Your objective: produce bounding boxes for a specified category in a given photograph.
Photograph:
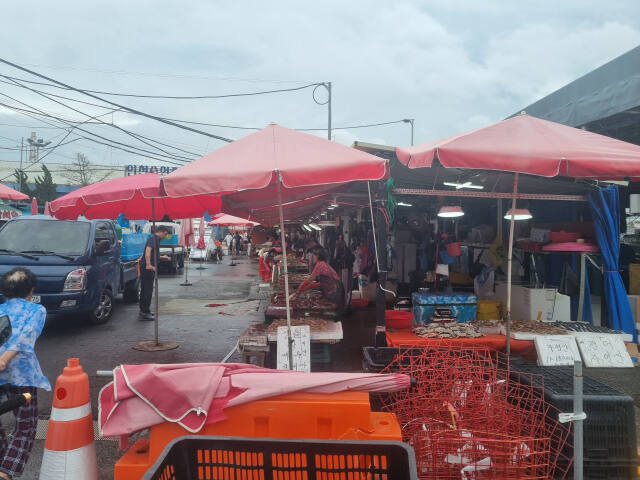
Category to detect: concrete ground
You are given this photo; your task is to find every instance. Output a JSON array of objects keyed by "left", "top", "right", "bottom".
[{"left": 14, "top": 254, "right": 640, "bottom": 478}]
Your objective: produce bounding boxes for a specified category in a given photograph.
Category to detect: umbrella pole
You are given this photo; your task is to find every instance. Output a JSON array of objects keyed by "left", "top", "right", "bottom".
[
  {"left": 276, "top": 174, "right": 294, "bottom": 370},
  {"left": 180, "top": 246, "right": 192, "bottom": 286},
  {"left": 506, "top": 173, "right": 519, "bottom": 356},
  {"left": 134, "top": 198, "right": 178, "bottom": 352}
]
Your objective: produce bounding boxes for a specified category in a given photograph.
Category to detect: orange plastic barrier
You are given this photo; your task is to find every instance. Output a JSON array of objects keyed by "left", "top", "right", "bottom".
[
  {"left": 115, "top": 391, "right": 401, "bottom": 480},
  {"left": 385, "top": 329, "right": 538, "bottom": 361}
]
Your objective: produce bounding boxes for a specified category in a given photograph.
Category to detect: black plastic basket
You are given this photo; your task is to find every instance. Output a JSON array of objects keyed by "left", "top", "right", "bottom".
[
  {"left": 143, "top": 436, "right": 418, "bottom": 480},
  {"left": 510, "top": 364, "right": 638, "bottom": 473},
  {"left": 362, "top": 347, "right": 403, "bottom": 372}
]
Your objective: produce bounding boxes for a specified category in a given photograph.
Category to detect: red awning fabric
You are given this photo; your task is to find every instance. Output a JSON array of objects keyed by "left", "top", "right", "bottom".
[
  {"left": 396, "top": 114, "right": 640, "bottom": 179},
  {"left": 162, "top": 124, "right": 388, "bottom": 223},
  {"left": 0, "top": 183, "right": 28, "bottom": 201},
  {"left": 50, "top": 173, "right": 221, "bottom": 220},
  {"left": 209, "top": 215, "right": 259, "bottom": 227}
]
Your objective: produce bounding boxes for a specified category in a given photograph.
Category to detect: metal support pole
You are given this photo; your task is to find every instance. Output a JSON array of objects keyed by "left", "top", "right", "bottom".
[
  {"left": 577, "top": 253, "right": 586, "bottom": 322},
  {"left": 276, "top": 173, "right": 294, "bottom": 369},
  {"left": 133, "top": 198, "right": 178, "bottom": 352},
  {"left": 327, "top": 82, "right": 332, "bottom": 140},
  {"left": 573, "top": 360, "right": 584, "bottom": 480},
  {"left": 506, "top": 173, "right": 519, "bottom": 356},
  {"left": 368, "top": 182, "right": 388, "bottom": 347},
  {"left": 18, "top": 137, "right": 23, "bottom": 193},
  {"left": 152, "top": 199, "right": 159, "bottom": 345}
]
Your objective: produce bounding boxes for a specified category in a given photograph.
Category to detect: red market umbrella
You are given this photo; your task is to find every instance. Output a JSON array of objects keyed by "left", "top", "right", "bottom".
[
  {"left": 30, "top": 197, "right": 38, "bottom": 215},
  {"left": 209, "top": 214, "right": 259, "bottom": 227},
  {"left": 396, "top": 113, "right": 640, "bottom": 179},
  {"left": 163, "top": 124, "right": 388, "bottom": 367},
  {"left": 0, "top": 183, "right": 28, "bottom": 201},
  {"left": 396, "top": 113, "right": 640, "bottom": 353},
  {"left": 50, "top": 174, "right": 221, "bottom": 352},
  {"left": 43, "top": 201, "right": 51, "bottom": 216},
  {"left": 49, "top": 173, "right": 221, "bottom": 221}
]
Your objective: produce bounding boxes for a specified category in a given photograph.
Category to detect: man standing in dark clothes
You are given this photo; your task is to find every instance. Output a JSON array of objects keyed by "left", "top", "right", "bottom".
[{"left": 139, "top": 225, "right": 170, "bottom": 321}]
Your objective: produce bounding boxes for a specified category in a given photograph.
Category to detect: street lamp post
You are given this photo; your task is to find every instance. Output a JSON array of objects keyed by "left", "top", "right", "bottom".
[
  {"left": 402, "top": 118, "right": 415, "bottom": 146},
  {"left": 27, "top": 133, "right": 51, "bottom": 163}
]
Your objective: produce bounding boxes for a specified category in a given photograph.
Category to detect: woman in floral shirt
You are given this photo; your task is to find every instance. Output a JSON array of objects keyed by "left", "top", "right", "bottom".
[{"left": 0, "top": 267, "right": 50, "bottom": 479}]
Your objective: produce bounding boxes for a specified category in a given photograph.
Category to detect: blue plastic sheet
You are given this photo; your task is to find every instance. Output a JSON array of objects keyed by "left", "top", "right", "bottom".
[{"left": 588, "top": 186, "right": 636, "bottom": 341}]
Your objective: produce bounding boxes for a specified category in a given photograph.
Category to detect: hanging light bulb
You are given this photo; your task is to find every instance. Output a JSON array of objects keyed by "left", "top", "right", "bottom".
[
  {"left": 504, "top": 208, "right": 532, "bottom": 221},
  {"left": 437, "top": 206, "right": 465, "bottom": 218}
]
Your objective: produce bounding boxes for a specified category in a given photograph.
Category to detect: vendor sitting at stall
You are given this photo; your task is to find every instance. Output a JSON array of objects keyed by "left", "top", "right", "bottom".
[
  {"left": 258, "top": 248, "right": 277, "bottom": 281},
  {"left": 298, "top": 248, "right": 344, "bottom": 312}
]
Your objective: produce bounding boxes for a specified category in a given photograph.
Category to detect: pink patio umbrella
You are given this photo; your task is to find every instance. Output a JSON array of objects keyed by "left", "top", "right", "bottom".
[
  {"left": 396, "top": 113, "right": 640, "bottom": 352},
  {"left": 163, "top": 124, "right": 388, "bottom": 367},
  {"left": 209, "top": 214, "right": 259, "bottom": 228},
  {"left": 99, "top": 362, "right": 410, "bottom": 436},
  {"left": 195, "top": 217, "right": 207, "bottom": 269},
  {"left": 0, "top": 183, "right": 29, "bottom": 201},
  {"left": 30, "top": 197, "right": 38, "bottom": 215},
  {"left": 43, "top": 201, "right": 50, "bottom": 216}
]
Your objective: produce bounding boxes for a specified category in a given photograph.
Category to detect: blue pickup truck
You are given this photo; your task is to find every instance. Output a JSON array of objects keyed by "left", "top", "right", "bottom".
[{"left": 0, "top": 216, "right": 140, "bottom": 324}]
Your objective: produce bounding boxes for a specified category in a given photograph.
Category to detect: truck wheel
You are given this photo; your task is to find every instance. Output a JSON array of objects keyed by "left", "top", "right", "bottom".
[
  {"left": 123, "top": 278, "right": 140, "bottom": 303},
  {"left": 88, "top": 288, "right": 114, "bottom": 324}
]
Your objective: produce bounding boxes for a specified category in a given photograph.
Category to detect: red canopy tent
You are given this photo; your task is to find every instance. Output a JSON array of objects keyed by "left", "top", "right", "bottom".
[
  {"left": 395, "top": 113, "right": 640, "bottom": 351},
  {"left": 163, "top": 124, "right": 388, "bottom": 367},
  {"left": 0, "top": 183, "right": 28, "bottom": 201}
]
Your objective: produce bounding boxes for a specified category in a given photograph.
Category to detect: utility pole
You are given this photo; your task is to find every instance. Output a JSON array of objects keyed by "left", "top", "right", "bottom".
[
  {"left": 27, "top": 132, "right": 51, "bottom": 164},
  {"left": 18, "top": 137, "right": 24, "bottom": 192},
  {"left": 403, "top": 118, "right": 415, "bottom": 146},
  {"left": 327, "top": 81, "right": 332, "bottom": 140}
]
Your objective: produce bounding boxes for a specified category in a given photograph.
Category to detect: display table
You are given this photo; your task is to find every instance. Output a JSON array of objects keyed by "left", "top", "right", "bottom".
[{"left": 385, "top": 329, "right": 537, "bottom": 361}]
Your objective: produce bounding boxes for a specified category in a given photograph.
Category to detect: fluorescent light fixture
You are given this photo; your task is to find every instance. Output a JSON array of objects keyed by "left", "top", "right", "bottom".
[
  {"left": 437, "top": 206, "right": 465, "bottom": 218},
  {"left": 309, "top": 223, "right": 322, "bottom": 231},
  {"left": 330, "top": 203, "right": 339, "bottom": 208},
  {"left": 443, "top": 181, "right": 484, "bottom": 190},
  {"left": 302, "top": 224, "right": 312, "bottom": 231},
  {"left": 327, "top": 205, "right": 336, "bottom": 210},
  {"left": 397, "top": 202, "right": 413, "bottom": 207},
  {"left": 504, "top": 208, "right": 532, "bottom": 221}
]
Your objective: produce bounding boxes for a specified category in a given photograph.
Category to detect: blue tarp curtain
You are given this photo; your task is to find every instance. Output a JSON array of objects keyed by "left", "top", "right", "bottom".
[{"left": 588, "top": 186, "right": 636, "bottom": 341}]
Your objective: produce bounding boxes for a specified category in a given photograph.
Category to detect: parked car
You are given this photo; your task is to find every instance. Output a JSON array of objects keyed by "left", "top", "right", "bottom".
[{"left": 0, "top": 216, "right": 140, "bottom": 324}]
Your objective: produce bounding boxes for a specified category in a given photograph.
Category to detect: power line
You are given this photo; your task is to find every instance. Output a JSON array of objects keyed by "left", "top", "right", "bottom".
[
  {"left": 0, "top": 58, "right": 234, "bottom": 143},
  {"left": 2, "top": 75, "right": 321, "bottom": 99},
  {"left": 17, "top": 62, "right": 312, "bottom": 84},
  {"left": 0, "top": 100, "right": 189, "bottom": 166},
  {"left": 1, "top": 76, "right": 198, "bottom": 162}
]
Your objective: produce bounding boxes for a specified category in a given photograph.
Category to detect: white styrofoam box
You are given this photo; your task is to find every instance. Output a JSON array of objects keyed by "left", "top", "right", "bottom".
[
  {"left": 495, "top": 284, "right": 570, "bottom": 322},
  {"left": 630, "top": 194, "right": 640, "bottom": 214}
]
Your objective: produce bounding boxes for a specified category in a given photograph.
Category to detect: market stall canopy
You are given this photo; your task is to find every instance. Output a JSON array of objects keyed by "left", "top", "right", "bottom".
[
  {"left": 209, "top": 214, "right": 259, "bottom": 227},
  {"left": 396, "top": 113, "right": 640, "bottom": 180},
  {"left": 50, "top": 173, "right": 221, "bottom": 220},
  {"left": 0, "top": 183, "right": 28, "bottom": 201},
  {"left": 162, "top": 123, "right": 388, "bottom": 223}
]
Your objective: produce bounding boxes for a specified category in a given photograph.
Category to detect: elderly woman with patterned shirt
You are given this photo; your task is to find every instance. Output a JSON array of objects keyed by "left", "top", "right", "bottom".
[{"left": 0, "top": 267, "right": 50, "bottom": 479}]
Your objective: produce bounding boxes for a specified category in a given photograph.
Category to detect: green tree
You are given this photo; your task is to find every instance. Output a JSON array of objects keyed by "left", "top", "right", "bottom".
[
  {"left": 12, "top": 169, "right": 31, "bottom": 195},
  {"left": 34, "top": 165, "right": 57, "bottom": 203}
]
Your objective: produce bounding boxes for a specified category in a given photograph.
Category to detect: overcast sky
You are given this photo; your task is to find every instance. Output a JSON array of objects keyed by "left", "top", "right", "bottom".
[{"left": 1, "top": 0, "right": 640, "bottom": 170}]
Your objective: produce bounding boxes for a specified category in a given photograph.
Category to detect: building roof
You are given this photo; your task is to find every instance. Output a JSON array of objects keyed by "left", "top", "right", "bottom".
[{"left": 515, "top": 45, "right": 640, "bottom": 145}]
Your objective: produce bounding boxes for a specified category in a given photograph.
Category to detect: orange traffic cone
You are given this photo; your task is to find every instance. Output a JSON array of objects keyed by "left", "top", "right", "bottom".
[{"left": 39, "top": 358, "right": 99, "bottom": 480}]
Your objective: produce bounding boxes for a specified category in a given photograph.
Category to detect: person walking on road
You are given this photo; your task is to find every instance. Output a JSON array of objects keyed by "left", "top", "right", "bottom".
[
  {"left": 0, "top": 267, "right": 50, "bottom": 479},
  {"left": 139, "top": 225, "right": 170, "bottom": 321}
]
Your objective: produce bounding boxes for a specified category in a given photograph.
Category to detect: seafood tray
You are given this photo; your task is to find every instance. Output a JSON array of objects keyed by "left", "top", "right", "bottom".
[{"left": 412, "top": 322, "right": 482, "bottom": 339}]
